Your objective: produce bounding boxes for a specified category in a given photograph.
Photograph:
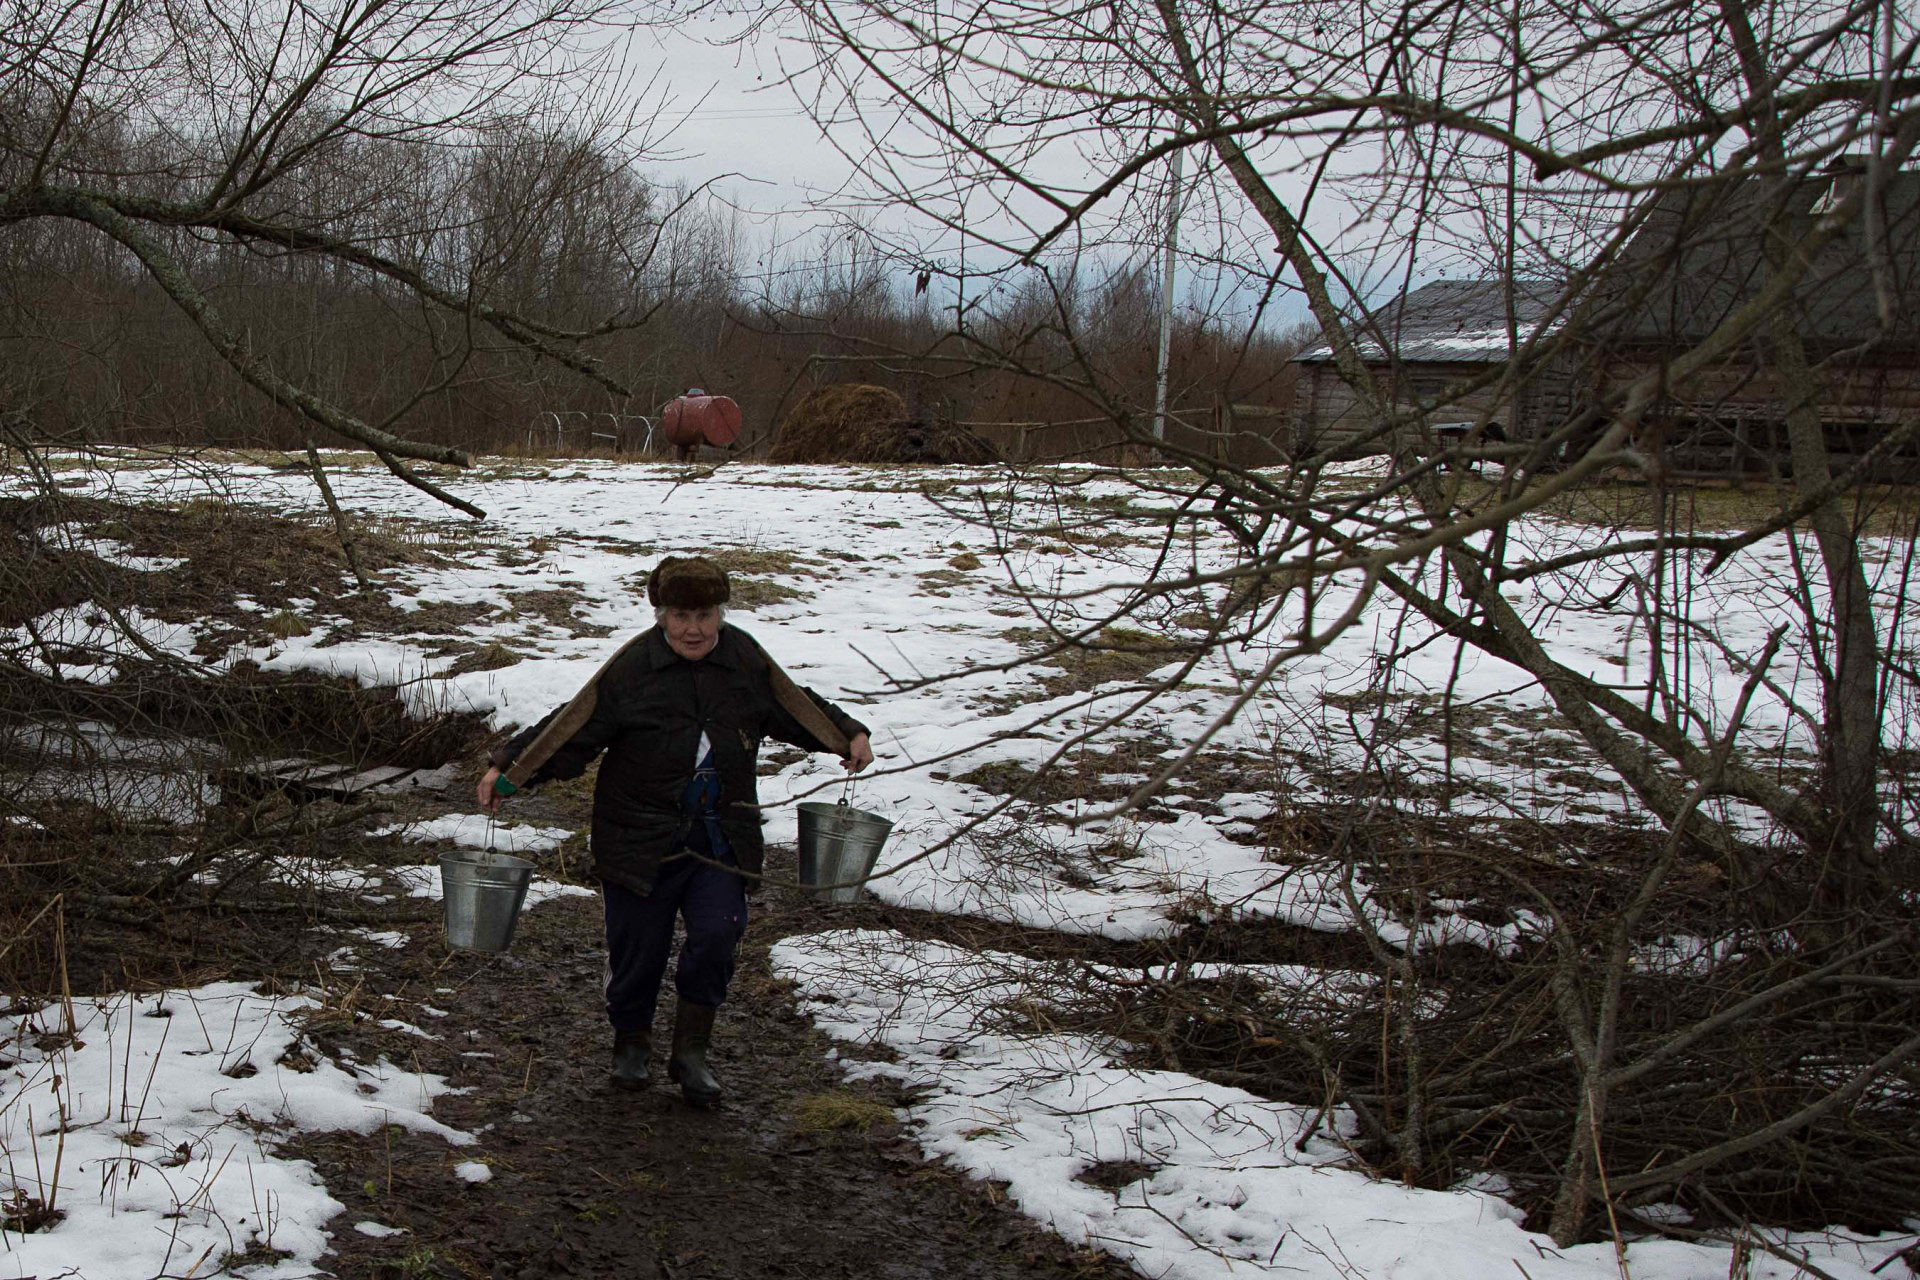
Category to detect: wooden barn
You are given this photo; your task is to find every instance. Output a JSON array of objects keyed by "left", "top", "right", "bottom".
[
  {"left": 1585, "top": 158, "right": 1920, "bottom": 473},
  {"left": 1287, "top": 278, "right": 1575, "bottom": 460},
  {"left": 1289, "top": 159, "right": 1920, "bottom": 473}
]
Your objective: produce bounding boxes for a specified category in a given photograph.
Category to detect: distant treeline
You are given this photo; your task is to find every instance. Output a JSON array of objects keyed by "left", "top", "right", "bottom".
[{"left": 0, "top": 124, "right": 1304, "bottom": 465}]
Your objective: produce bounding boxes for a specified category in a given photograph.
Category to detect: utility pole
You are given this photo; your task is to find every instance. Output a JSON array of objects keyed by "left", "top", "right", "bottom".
[
  {"left": 1152, "top": 147, "right": 1184, "bottom": 441},
  {"left": 956, "top": 208, "right": 967, "bottom": 337}
]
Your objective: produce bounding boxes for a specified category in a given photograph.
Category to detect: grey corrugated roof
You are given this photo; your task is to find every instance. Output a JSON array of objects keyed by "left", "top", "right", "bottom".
[
  {"left": 1296, "top": 164, "right": 1920, "bottom": 365},
  {"left": 1607, "top": 164, "right": 1920, "bottom": 347},
  {"left": 1293, "top": 278, "right": 1567, "bottom": 363}
]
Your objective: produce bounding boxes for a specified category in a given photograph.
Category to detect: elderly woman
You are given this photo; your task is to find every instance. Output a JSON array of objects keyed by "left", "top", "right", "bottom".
[{"left": 477, "top": 557, "right": 873, "bottom": 1105}]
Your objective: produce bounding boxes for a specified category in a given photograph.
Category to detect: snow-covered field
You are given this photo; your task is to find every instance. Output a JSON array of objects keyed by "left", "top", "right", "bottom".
[{"left": 3, "top": 453, "right": 1915, "bottom": 1279}]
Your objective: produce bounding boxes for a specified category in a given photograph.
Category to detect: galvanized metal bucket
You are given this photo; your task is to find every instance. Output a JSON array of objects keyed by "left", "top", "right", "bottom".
[
  {"left": 796, "top": 800, "right": 893, "bottom": 904},
  {"left": 440, "top": 850, "right": 535, "bottom": 951}
]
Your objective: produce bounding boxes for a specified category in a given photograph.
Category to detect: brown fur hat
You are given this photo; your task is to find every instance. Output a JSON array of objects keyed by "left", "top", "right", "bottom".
[{"left": 647, "top": 557, "right": 730, "bottom": 609}]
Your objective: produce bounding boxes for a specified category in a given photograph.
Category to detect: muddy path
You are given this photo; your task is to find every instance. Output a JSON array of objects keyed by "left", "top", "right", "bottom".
[{"left": 288, "top": 849, "right": 1140, "bottom": 1280}]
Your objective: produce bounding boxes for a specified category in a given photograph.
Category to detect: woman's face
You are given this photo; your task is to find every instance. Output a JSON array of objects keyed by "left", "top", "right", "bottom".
[{"left": 663, "top": 606, "right": 722, "bottom": 661}]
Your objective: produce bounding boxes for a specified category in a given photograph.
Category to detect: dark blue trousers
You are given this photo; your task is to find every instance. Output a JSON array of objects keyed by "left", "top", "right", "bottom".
[{"left": 603, "top": 848, "right": 747, "bottom": 1034}]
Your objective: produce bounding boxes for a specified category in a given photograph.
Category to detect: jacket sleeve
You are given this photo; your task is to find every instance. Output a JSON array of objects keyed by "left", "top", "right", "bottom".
[
  {"left": 765, "top": 682, "right": 870, "bottom": 755},
  {"left": 490, "top": 696, "right": 621, "bottom": 787}
]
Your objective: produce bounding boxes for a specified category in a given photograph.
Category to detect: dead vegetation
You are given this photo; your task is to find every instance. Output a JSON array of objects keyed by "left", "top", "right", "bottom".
[
  {"left": 1532, "top": 478, "right": 1920, "bottom": 537},
  {"left": 903, "top": 463, "right": 1920, "bottom": 1240},
  {"left": 768, "top": 384, "right": 997, "bottom": 465},
  {"left": 705, "top": 547, "right": 820, "bottom": 609},
  {"left": 1, "top": 486, "right": 493, "bottom": 999},
  {"left": 0, "top": 490, "right": 462, "bottom": 655},
  {"left": 1031, "top": 628, "right": 1187, "bottom": 698},
  {"left": 987, "top": 625, "right": 1190, "bottom": 699},
  {"left": 940, "top": 761, "right": 1920, "bottom": 1246},
  {"left": 790, "top": 1091, "right": 899, "bottom": 1134},
  {"left": 503, "top": 588, "right": 611, "bottom": 637},
  {"left": 607, "top": 548, "right": 823, "bottom": 612},
  {"left": 949, "top": 739, "right": 1180, "bottom": 812},
  {"left": 6, "top": 463, "right": 1917, "bottom": 1263},
  {"left": 443, "top": 641, "right": 526, "bottom": 674}
]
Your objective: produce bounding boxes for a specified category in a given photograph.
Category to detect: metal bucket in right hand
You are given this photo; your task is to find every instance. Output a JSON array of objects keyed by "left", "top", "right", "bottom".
[
  {"left": 796, "top": 801, "right": 893, "bottom": 904},
  {"left": 440, "top": 850, "right": 535, "bottom": 951}
]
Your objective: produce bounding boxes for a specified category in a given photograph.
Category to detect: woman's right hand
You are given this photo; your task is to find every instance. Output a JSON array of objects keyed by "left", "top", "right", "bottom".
[{"left": 477, "top": 766, "right": 504, "bottom": 813}]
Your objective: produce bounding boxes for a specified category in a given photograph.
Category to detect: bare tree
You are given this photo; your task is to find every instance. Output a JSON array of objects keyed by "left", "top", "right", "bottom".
[
  {"left": 761, "top": 0, "right": 1920, "bottom": 1244},
  {"left": 770, "top": 0, "right": 1920, "bottom": 881},
  {"left": 0, "top": 0, "right": 688, "bottom": 513}
]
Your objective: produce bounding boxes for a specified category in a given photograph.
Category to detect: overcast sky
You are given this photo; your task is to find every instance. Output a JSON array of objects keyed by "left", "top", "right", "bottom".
[
  {"left": 634, "top": 17, "right": 860, "bottom": 220},
  {"left": 613, "top": 14, "right": 1339, "bottom": 330}
]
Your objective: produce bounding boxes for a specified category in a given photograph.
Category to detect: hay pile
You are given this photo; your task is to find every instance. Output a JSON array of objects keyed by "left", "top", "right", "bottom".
[{"left": 767, "top": 384, "right": 996, "bottom": 464}]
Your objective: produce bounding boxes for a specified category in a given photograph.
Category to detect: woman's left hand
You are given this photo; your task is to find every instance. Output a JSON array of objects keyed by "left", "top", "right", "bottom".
[{"left": 844, "top": 733, "right": 874, "bottom": 773}]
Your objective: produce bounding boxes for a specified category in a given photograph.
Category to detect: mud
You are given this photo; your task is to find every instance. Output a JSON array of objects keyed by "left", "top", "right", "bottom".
[{"left": 290, "top": 854, "right": 1139, "bottom": 1280}]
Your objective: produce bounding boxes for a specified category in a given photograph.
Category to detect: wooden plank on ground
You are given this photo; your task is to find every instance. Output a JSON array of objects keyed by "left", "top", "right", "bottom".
[
  {"left": 302, "top": 765, "right": 414, "bottom": 801},
  {"left": 370, "top": 764, "right": 459, "bottom": 795},
  {"left": 210, "top": 757, "right": 361, "bottom": 804}
]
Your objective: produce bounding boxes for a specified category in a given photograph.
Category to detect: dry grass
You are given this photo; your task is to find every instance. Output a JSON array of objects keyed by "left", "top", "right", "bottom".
[
  {"left": 790, "top": 1091, "right": 898, "bottom": 1134},
  {"left": 1028, "top": 626, "right": 1188, "bottom": 697},
  {"left": 1525, "top": 478, "right": 1920, "bottom": 535},
  {"left": 1017, "top": 523, "right": 1144, "bottom": 551},
  {"left": 769, "top": 385, "right": 995, "bottom": 465},
  {"left": 769, "top": 385, "right": 909, "bottom": 464},
  {"left": 707, "top": 548, "right": 807, "bottom": 576},
  {"left": 443, "top": 642, "right": 523, "bottom": 674},
  {"left": 502, "top": 588, "right": 611, "bottom": 638},
  {"left": 0, "top": 492, "right": 464, "bottom": 653},
  {"left": 704, "top": 548, "right": 821, "bottom": 609},
  {"left": 915, "top": 568, "right": 976, "bottom": 596},
  {"left": 610, "top": 548, "right": 821, "bottom": 610},
  {"left": 300, "top": 976, "right": 372, "bottom": 1037},
  {"left": 948, "top": 737, "right": 1177, "bottom": 808},
  {"left": 263, "top": 609, "right": 311, "bottom": 639}
]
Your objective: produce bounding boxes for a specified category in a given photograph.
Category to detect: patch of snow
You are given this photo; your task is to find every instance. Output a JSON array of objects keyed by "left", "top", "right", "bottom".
[
  {"left": 1632, "top": 933, "right": 1742, "bottom": 975},
  {"left": 267, "top": 856, "right": 382, "bottom": 893},
  {"left": 0, "top": 983, "right": 470, "bottom": 1280},
  {"left": 773, "top": 929, "right": 1917, "bottom": 1280},
  {"left": 376, "top": 1019, "right": 440, "bottom": 1040},
  {"left": 374, "top": 813, "right": 572, "bottom": 854}
]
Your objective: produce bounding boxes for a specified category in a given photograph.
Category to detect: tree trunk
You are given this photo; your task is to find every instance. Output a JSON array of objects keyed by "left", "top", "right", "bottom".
[
  {"left": 1717, "top": 0, "right": 1886, "bottom": 904},
  {"left": 1773, "top": 306, "right": 1884, "bottom": 903}
]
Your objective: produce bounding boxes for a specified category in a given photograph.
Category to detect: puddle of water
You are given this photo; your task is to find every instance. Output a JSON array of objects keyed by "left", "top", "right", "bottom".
[
  {"left": 9, "top": 763, "right": 216, "bottom": 822},
  {"left": 3, "top": 721, "right": 221, "bottom": 822}
]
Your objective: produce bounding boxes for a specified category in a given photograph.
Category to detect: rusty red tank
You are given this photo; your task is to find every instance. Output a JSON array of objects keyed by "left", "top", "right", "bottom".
[{"left": 661, "top": 392, "right": 742, "bottom": 450}]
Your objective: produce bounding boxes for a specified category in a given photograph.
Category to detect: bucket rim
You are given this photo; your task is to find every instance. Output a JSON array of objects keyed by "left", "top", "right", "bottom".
[
  {"left": 438, "top": 849, "right": 535, "bottom": 871},
  {"left": 795, "top": 800, "right": 891, "bottom": 824}
]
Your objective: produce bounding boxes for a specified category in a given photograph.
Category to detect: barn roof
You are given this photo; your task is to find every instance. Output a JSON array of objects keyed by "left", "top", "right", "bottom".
[
  {"left": 1607, "top": 161, "right": 1920, "bottom": 348},
  {"left": 1295, "top": 162, "right": 1920, "bottom": 365},
  {"left": 1292, "top": 278, "right": 1567, "bottom": 364}
]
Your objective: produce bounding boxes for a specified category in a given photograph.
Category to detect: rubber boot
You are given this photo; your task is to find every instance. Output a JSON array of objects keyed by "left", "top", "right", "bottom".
[
  {"left": 666, "top": 1000, "right": 723, "bottom": 1106},
  {"left": 610, "top": 1029, "right": 651, "bottom": 1090}
]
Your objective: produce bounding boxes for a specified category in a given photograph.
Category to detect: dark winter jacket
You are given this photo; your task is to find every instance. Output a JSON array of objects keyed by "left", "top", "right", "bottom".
[{"left": 496, "top": 625, "right": 869, "bottom": 895}]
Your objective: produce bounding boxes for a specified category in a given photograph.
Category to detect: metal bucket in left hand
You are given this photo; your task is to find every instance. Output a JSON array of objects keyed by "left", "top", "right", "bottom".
[
  {"left": 796, "top": 801, "right": 893, "bottom": 904},
  {"left": 440, "top": 850, "right": 535, "bottom": 951}
]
